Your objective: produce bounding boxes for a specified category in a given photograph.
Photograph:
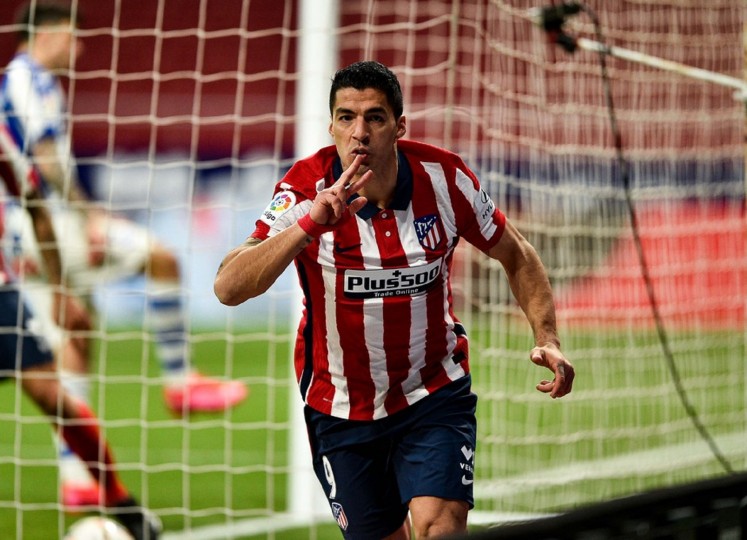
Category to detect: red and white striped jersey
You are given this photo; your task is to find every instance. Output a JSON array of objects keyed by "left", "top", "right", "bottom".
[{"left": 251, "top": 139, "right": 506, "bottom": 420}]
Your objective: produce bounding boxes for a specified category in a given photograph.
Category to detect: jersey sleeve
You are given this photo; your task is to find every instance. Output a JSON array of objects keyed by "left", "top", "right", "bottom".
[
  {"left": 251, "top": 188, "right": 313, "bottom": 241},
  {"left": 452, "top": 160, "right": 506, "bottom": 253},
  {"left": 5, "top": 62, "right": 65, "bottom": 147},
  {"left": 248, "top": 148, "right": 334, "bottom": 241}
]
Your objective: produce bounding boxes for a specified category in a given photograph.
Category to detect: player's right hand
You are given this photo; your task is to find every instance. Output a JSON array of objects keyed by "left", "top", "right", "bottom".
[{"left": 308, "top": 153, "right": 373, "bottom": 227}]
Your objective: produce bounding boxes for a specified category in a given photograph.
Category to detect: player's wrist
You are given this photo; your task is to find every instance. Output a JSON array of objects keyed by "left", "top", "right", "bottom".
[
  {"left": 298, "top": 214, "right": 334, "bottom": 238},
  {"left": 535, "top": 339, "right": 561, "bottom": 350}
]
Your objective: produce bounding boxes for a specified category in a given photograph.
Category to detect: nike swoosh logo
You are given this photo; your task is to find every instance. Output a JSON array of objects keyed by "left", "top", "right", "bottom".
[
  {"left": 334, "top": 243, "right": 362, "bottom": 254},
  {"left": 461, "top": 476, "right": 474, "bottom": 486}
]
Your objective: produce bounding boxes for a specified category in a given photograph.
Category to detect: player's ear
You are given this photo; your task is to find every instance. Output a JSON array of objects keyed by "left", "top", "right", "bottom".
[
  {"left": 396, "top": 115, "right": 406, "bottom": 139},
  {"left": 328, "top": 122, "right": 334, "bottom": 137}
]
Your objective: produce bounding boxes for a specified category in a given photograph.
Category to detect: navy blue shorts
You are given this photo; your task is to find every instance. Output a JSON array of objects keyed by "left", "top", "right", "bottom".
[
  {"left": 0, "top": 285, "right": 53, "bottom": 379},
  {"left": 305, "top": 375, "right": 477, "bottom": 540}
]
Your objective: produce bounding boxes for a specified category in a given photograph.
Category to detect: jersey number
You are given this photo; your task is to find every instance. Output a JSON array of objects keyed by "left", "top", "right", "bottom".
[{"left": 322, "top": 455, "right": 337, "bottom": 499}]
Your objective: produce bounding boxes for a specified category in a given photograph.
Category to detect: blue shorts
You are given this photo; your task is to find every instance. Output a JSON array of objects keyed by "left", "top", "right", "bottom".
[
  {"left": 305, "top": 375, "right": 477, "bottom": 540},
  {"left": 0, "top": 284, "right": 53, "bottom": 379}
]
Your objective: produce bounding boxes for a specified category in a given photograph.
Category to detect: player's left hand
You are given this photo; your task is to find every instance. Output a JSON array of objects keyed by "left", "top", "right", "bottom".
[{"left": 530, "top": 343, "right": 574, "bottom": 399}]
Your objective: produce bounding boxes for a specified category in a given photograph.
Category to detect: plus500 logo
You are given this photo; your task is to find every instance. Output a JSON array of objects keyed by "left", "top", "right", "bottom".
[{"left": 343, "top": 259, "right": 442, "bottom": 299}]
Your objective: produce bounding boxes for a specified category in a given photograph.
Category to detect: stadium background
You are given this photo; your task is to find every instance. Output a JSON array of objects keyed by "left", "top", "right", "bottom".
[{"left": 0, "top": 1, "right": 745, "bottom": 539}]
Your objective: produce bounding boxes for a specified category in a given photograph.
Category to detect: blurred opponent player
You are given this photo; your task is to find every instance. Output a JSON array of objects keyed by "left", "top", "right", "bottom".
[
  {"left": 0, "top": 111, "right": 161, "bottom": 540},
  {"left": 0, "top": 1, "right": 247, "bottom": 508}
]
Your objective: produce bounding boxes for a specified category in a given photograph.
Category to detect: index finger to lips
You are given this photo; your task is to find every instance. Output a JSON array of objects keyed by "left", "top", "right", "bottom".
[{"left": 334, "top": 154, "right": 365, "bottom": 187}]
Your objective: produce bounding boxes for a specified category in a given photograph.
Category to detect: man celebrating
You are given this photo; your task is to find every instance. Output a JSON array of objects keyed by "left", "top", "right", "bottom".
[{"left": 215, "top": 61, "right": 574, "bottom": 539}]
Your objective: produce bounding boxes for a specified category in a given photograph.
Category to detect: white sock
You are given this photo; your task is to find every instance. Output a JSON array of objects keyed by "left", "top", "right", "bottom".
[{"left": 146, "top": 279, "right": 191, "bottom": 386}]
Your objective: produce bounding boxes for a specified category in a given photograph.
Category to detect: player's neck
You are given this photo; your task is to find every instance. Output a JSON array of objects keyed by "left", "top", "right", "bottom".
[{"left": 358, "top": 155, "right": 398, "bottom": 209}]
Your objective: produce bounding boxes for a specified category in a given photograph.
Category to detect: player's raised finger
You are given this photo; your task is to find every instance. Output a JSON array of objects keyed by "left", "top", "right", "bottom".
[{"left": 334, "top": 153, "right": 366, "bottom": 188}]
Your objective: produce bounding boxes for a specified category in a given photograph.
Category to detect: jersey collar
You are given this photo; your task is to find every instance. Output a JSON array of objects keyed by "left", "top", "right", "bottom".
[{"left": 332, "top": 150, "right": 413, "bottom": 220}]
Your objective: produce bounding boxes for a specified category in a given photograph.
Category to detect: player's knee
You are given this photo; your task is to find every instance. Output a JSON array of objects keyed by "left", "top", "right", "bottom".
[
  {"left": 148, "top": 246, "right": 180, "bottom": 278},
  {"left": 22, "top": 375, "right": 63, "bottom": 417},
  {"left": 410, "top": 500, "right": 467, "bottom": 538}
]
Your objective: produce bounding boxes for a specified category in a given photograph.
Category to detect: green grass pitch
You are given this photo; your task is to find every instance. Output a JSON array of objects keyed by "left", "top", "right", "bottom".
[{"left": 1, "top": 325, "right": 742, "bottom": 539}]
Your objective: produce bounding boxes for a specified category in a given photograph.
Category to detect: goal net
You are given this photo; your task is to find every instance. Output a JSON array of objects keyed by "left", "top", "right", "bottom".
[{"left": 1, "top": 0, "right": 744, "bottom": 538}]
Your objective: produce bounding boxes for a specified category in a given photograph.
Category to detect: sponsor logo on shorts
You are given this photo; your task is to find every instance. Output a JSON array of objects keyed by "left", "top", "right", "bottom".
[
  {"left": 260, "top": 191, "right": 296, "bottom": 225},
  {"left": 343, "top": 259, "right": 442, "bottom": 299},
  {"left": 331, "top": 502, "right": 348, "bottom": 531},
  {"left": 460, "top": 445, "right": 475, "bottom": 486}
]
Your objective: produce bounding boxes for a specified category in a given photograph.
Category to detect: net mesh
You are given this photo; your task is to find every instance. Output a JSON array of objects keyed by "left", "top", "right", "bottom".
[{"left": 0, "top": 0, "right": 744, "bottom": 537}]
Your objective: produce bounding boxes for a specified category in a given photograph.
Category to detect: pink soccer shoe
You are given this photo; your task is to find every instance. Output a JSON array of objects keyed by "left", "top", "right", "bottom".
[
  {"left": 163, "top": 373, "right": 248, "bottom": 414},
  {"left": 62, "top": 481, "right": 101, "bottom": 510}
]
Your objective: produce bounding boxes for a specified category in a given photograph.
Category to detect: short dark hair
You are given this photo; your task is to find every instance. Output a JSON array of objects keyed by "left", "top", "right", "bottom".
[
  {"left": 329, "top": 61, "right": 404, "bottom": 119},
  {"left": 16, "top": 2, "right": 78, "bottom": 43}
]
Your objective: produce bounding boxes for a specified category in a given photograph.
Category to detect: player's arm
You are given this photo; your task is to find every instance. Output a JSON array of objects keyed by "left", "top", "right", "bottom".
[
  {"left": 33, "top": 138, "right": 108, "bottom": 266},
  {"left": 214, "top": 154, "right": 372, "bottom": 306},
  {"left": 24, "top": 188, "right": 90, "bottom": 331},
  {"left": 214, "top": 228, "right": 310, "bottom": 306},
  {"left": 33, "top": 139, "right": 90, "bottom": 205},
  {"left": 25, "top": 189, "right": 63, "bottom": 285},
  {"left": 488, "top": 219, "right": 575, "bottom": 398}
]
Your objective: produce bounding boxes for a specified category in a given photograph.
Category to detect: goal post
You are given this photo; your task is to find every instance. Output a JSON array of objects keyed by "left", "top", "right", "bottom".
[{"left": 288, "top": 0, "right": 340, "bottom": 523}]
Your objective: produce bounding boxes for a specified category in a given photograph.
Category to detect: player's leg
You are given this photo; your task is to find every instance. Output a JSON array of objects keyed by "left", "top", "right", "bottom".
[
  {"left": 394, "top": 375, "right": 477, "bottom": 538},
  {"left": 1, "top": 287, "right": 161, "bottom": 539},
  {"left": 408, "top": 496, "right": 469, "bottom": 537},
  {"left": 0, "top": 219, "right": 99, "bottom": 509},
  {"left": 305, "top": 407, "right": 410, "bottom": 539},
  {"left": 21, "top": 363, "right": 162, "bottom": 539},
  {"left": 22, "top": 362, "right": 131, "bottom": 505},
  {"left": 86, "top": 215, "right": 247, "bottom": 414}
]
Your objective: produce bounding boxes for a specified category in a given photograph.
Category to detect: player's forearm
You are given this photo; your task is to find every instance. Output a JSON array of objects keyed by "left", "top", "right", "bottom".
[
  {"left": 33, "top": 140, "right": 91, "bottom": 207},
  {"left": 26, "top": 199, "right": 64, "bottom": 287},
  {"left": 506, "top": 247, "right": 560, "bottom": 349},
  {"left": 214, "top": 223, "right": 310, "bottom": 306}
]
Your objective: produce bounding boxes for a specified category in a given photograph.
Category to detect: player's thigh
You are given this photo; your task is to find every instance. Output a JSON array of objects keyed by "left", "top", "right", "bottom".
[
  {"left": 305, "top": 409, "right": 409, "bottom": 540},
  {"left": 394, "top": 377, "right": 477, "bottom": 508},
  {"left": 17, "top": 282, "right": 63, "bottom": 349},
  {"left": 0, "top": 286, "right": 54, "bottom": 379},
  {"left": 312, "top": 442, "right": 408, "bottom": 540}
]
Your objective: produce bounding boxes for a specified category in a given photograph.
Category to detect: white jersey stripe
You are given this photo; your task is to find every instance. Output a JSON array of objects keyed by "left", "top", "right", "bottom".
[
  {"left": 455, "top": 167, "right": 500, "bottom": 242},
  {"left": 320, "top": 239, "right": 351, "bottom": 418}
]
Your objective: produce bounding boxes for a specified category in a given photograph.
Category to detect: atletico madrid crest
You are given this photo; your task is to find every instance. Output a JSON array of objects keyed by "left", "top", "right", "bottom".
[
  {"left": 331, "top": 502, "right": 349, "bottom": 530},
  {"left": 414, "top": 214, "right": 444, "bottom": 251}
]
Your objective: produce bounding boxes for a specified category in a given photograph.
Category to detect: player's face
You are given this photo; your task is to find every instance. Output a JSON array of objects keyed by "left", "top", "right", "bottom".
[
  {"left": 329, "top": 87, "right": 406, "bottom": 179},
  {"left": 37, "top": 21, "right": 82, "bottom": 70}
]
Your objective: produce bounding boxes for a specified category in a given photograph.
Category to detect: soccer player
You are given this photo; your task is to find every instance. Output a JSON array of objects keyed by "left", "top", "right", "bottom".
[
  {"left": 0, "top": 122, "right": 161, "bottom": 540},
  {"left": 214, "top": 60, "right": 575, "bottom": 539},
  {"left": 1, "top": 1, "right": 247, "bottom": 508}
]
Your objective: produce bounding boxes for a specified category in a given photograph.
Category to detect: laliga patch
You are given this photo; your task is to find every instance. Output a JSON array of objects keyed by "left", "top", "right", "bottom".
[
  {"left": 260, "top": 191, "right": 297, "bottom": 226},
  {"left": 414, "top": 214, "right": 444, "bottom": 251}
]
